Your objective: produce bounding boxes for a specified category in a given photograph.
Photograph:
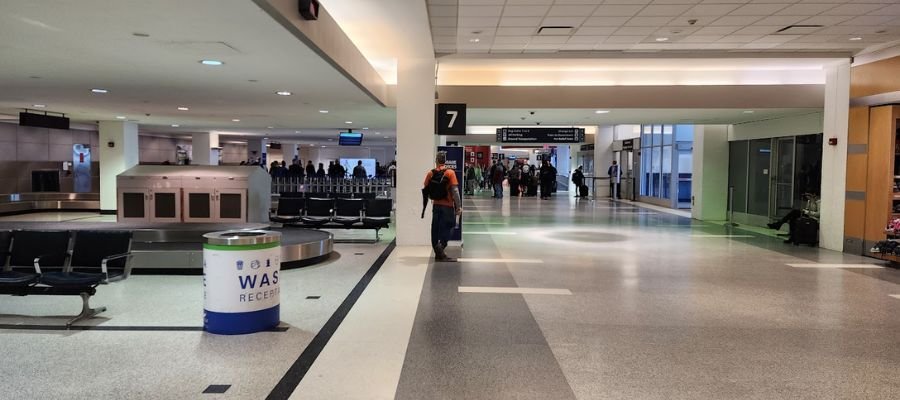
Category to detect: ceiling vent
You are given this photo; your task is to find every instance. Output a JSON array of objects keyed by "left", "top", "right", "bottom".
[
  {"left": 537, "top": 26, "right": 574, "bottom": 36},
  {"left": 775, "top": 25, "right": 823, "bottom": 35}
]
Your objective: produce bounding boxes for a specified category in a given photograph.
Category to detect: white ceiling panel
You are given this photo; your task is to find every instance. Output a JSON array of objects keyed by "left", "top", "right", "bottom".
[
  {"left": 459, "top": 6, "right": 504, "bottom": 17},
  {"left": 428, "top": 6, "right": 457, "bottom": 17},
  {"left": 605, "top": 36, "right": 648, "bottom": 44},
  {"left": 503, "top": 5, "right": 551, "bottom": 17},
  {"left": 428, "top": 0, "right": 896, "bottom": 56},
  {"left": 531, "top": 36, "right": 570, "bottom": 44},
  {"left": 583, "top": 16, "right": 631, "bottom": 26},
  {"left": 493, "top": 36, "right": 532, "bottom": 44},
  {"left": 567, "top": 35, "right": 607, "bottom": 43}
]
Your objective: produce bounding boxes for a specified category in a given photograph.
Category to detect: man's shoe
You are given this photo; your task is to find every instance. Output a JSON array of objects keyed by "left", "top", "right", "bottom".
[{"left": 767, "top": 223, "right": 780, "bottom": 230}]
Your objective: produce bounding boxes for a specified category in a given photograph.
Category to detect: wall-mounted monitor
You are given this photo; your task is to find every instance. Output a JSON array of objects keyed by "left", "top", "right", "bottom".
[{"left": 339, "top": 131, "right": 363, "bottom": 146}]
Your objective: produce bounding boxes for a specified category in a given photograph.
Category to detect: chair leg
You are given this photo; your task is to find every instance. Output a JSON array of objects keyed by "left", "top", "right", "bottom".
[{"left": 67, "top": 292, "right": 107, "bottom": 329}]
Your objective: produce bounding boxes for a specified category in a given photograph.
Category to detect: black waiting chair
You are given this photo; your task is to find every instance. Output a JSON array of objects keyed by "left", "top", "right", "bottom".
[
  {"left": 0, "top": 230, "right": 37, "bottom": 287},
  {"left": 10, "top": 230, "right": 71, "bottom": 276},
  {"left": 334, "top": 198, "right": 365, "bottom": 227},
  {"left": 54, "top": 230, "right": 134, "bottom": 284},
  {"left": 356, "top": 193, "right": 376, "bottom": 200},
  {"left": 302, "top": 198, "right": 334, "bottom": 227},
  {"left": 363, "top": 199, "right": 392, "bottom": 240},
  {"left": 333, "top": 192, "right": 352, "bottom": 199},
  {"left": 280, "top": 191, "right": 303, "bottom": 198},
  {"left": 271, "top": 197, "right": 305, "bottom": 224}
]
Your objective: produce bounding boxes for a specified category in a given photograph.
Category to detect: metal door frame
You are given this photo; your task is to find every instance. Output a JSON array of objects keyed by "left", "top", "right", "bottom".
[
  {"left": 182, "top": 189, "right": 216, "bottom": 223},
  {"left": 770, "top": 137, "right": 796, "bottom": 220},
  {"left": 149, "top": 188, "right": 182, "bottom": 223},
  {"left": 117, "top": 188, "right": 150, "bottom": 223},
  {"left": 215, "top": 189, "right": 247, "bottom": 222}
]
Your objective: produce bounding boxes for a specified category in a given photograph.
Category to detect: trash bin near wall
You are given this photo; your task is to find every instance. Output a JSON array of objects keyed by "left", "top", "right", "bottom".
[{"left": 202, "top": 230, "right": 282, "bottom": 335}]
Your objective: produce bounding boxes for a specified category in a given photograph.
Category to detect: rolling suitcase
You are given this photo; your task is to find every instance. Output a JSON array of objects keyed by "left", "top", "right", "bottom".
[
  {"left": 579, "top": 185, "right": 589, "bottom": 198},
  {"left": 791, "top": 216, "right": 819, "bottom": 246}
]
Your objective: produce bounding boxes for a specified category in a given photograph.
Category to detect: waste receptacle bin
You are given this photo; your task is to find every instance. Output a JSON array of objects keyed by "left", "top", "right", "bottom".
[{"left": 203, "top": 230, "right": 282, "bottom": 335}]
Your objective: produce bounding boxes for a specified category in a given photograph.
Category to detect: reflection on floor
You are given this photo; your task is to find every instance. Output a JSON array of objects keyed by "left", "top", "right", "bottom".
[{"left": 4, "top": 195, "right": 900, "bottom": 399}]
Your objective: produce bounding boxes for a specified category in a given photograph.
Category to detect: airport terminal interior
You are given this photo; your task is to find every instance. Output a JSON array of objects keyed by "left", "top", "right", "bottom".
[{"left": 2, "top": 0, "right": 900, "bottom": 399}]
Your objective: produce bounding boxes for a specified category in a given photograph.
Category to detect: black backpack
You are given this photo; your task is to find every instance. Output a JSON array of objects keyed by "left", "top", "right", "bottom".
[{"left": 426, "top": 169, "right": 449, "bottom": 200}]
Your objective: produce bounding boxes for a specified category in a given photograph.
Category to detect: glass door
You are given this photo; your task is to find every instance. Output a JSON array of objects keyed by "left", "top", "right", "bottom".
[
  {"left": 747, "top": 139, "right": 772, "bottom": 217},
  {"left": 772, "top": 137, "right": 795, "bottom": 219}
]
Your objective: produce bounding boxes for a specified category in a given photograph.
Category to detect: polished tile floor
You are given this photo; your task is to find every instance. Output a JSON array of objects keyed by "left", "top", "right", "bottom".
[{"left": 4, "top": 197, "right": 900, "bottom": 399}]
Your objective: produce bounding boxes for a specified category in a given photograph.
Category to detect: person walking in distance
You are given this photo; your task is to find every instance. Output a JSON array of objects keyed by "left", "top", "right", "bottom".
[
  {"left": 608, "top": 160, "right": 622, "bottom": 199},
  {"left": 353, "top": 160, "right": 367, "bottom": 179},
  {"left": 422, "top": 151, "right": 462, "bottom": 262},
  {"left": 539, "top": 159, "right": 557, "bottom": 200},
  {"left": 490, "top": 160, "right": 506, "bottom": 199}
]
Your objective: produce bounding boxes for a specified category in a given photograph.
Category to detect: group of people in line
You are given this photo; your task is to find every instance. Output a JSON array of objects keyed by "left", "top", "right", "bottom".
[
  {"left": 239, "top": 158, "right": 397, "bottom": 180},
  {"left": 463, "top": 159, "right": 559, "bottom": 200}
]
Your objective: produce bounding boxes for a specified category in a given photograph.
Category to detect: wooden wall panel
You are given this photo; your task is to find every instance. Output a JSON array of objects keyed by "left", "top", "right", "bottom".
[
  {"left": 844, "top": 199, "right": 867, "bottom": 239},
  {"left": 846, "top": 154, "right": 868, "bottom": 192},
  {"left": 851, "top": 56, "right": 900, "bottom": 99},
  {"left": 863, "top": 106, "right": 897, "bottom": 242},
  {"left": 848, "top": 106, "right": 870, "bottom": 145}
]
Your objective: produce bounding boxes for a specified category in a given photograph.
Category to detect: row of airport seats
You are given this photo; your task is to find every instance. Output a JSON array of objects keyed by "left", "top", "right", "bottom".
[
  {"left": 0, "top": 230, "right": 133, "bottom": 327},
  {"left": 280, "top": 192, "right": 378, "bottom": 200},
  {"left": 272, "top": 198, "right": 392, "bottom": 241}
]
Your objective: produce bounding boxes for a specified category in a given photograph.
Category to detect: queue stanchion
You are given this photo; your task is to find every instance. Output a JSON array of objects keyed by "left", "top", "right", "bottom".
[{"left": 203, "top": 230, "right": 282, "bottom": 335}]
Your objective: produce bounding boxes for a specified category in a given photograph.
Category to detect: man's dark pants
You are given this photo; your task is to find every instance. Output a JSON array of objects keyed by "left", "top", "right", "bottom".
[{"left": 431, "top": 205, "right": 455, "bottom": 251}]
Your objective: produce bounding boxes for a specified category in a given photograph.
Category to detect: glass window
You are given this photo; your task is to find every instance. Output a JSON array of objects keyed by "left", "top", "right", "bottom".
[
  {"left": 662, "top": 146, "right": 672, "bottom": 200},
  {"left": 651, "top": 146, "right": 661, "bottom": 197},
  {"left": 641, "top": 125, "right": 652, "bottom": 149},
  {"left": 663, "top": 125, "right": 674, "bottom": 145},
  {"left": 641, "top": 148, "right": 652, "bottom": 196},
  {"left": 675, "top": 125, "right": 694, "bottom": 142},
  {"left": 747, "top": 139, "right": 772, "bottom": 217},
  {"left": 652, "top": 125, "right": 662, "bottom": 147}
]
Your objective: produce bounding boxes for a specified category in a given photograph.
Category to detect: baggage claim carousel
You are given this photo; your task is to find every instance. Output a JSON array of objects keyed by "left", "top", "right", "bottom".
[{"left": 0, "top": 222, "right": 333, "bottom": 273}]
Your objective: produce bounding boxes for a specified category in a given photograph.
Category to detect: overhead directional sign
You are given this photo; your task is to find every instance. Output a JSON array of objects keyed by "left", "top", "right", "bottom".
[{"left": 496, "top": 127, "right": 585, "bottom": 143}]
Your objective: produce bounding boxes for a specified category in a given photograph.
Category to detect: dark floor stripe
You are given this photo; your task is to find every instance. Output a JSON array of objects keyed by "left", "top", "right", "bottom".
[
  {"left": 0, "top": 324, "right": 290, "bottom": 332},
  {"left": 265, "top": 239, "right": 397, "bottom": 400}
]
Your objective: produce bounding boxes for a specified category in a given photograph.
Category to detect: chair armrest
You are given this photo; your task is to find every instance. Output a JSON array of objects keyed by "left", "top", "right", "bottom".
[
  {"left": 101, "top": 252, "right": 133, "bottom": 278},
  {"left": 33, "top": 253, "right": 70, "bottom": 274}
]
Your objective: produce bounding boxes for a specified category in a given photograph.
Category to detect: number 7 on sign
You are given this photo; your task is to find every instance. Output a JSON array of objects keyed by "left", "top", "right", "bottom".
[{"left": 447, "top": 110, "right": 458, "bottom": 128}]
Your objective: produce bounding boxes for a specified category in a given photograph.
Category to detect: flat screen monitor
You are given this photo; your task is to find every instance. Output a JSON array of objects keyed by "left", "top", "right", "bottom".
[
  {"left": 340, "top": 158, "right": 376, "bottom": 179},
  {"left": 339, "top": 132, "right": 363, "bottom": 146}
]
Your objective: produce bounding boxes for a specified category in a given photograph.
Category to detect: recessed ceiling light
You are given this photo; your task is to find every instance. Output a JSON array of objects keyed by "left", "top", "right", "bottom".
[
  {"left": 200, "top": 60, "right": 224, "bottom": 66},
  {"left": 363, "top": 127, "right": 369, "bottom": 130},
  {"left": 91, "top": 88, "right": 108, "bottom": 94},
  {"left": 232, "top": 119, "right": 240, "bottom": 122},
  {"left": 655, "top": 37, "right": 669, "bottom": 42},
  {"left": 276, "top": 91, "right": 292, "bottom": 96},
  {"left": 329, "top": 139, "right": 334, "bottom": 141},
  {"left": 32, "top": 104, "right": 45, "bottom": 108},
  {"left": 319, "top": 110, "right": 329, "bottom": 114},
  {"left": 595, "top": 110, "right": 610, "bottom": 114},
  {"left": 171, "top": 124, "right": 180, "bottom": 127},
  {"left": 743, "top": 110, "right": 755, "bottom": 114},
  {"left": 375, "top": 132, "right": 381, "bottom": 134},
  {"left": 295, "top": 130, "right": 301, "bottom": 134},
  {"left": 267, "top": 126, "right": 274, "bottom": 129},
  {"left": 263, "top": 137, "right": 269, "bottom": 140},
  {"left": 849, "top": 37, "right": 862, "bottom": 41},
  {"left": 115, "top": 116, "right": 126, "bottom": 120},
  {"left": 469, "top": 38, "right": 480, "bottom": 43},
  {"left": 345, "top": 121, "right": 353, "bottom": 124},
  {"left": 321, "top": 145, "right": 326, "bottom": 147},
  {"left": 177, "top": 106, "right": 189, "bottom": 111}
]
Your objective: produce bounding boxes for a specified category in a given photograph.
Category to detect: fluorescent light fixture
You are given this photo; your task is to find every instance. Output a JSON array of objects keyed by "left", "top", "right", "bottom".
[
  {"left": 276, "top": 91, "right": 292, "bottom": 96},
  {"left": 267, "top": 126, "right": 274, "bottom": 129},
  {"left": 200, "top": 60, "right": 224, "bottom": 66},
  {"left": 115, "top": 116, "right": 126, "bottom": 120},
  {"left": 655, "top": 37, "right": 669, "bottom": 42},
  {"left": 363, "top": 127, "right": 369, "bottom": 130},
  {"left": 375, "top": 132, "right": 381, "bottom": 134},
  {"left": 849, "top": 37, "right": 862, "bottom": 41},
  {"left": 295, "top": 130, "right": 301, "bottom": 133},
  {"left": 32, "top": 104, "right": 45, "bottom": 108},
  {"left": 177, "top": 106, "right": 189, "bottom": 111},
  {"left": 171, "top": 124, "right": 180, "bottom": 127},
  {"left": 743, "top": 110, "right": 755, "bottom": 114},
  {"left": 319, "top": 110, "right": 329, "bottom": 114},
  {"left": 595, "top": 110, "right": 610, "bottom": 114},
  {"left": 263, "top": 137, "right": 269, "bottom": 140},
  {"left": 321, "top": 145, "right": 326, "bottom": 147},
  {"left": 232, "top": 119, "right": 240, "bottom": 122},
  {"left": 91, "top": 88, "right": 108, "bottom": 94},
  {"left": 469, "top": 38, "right": 480, "bottom": 43},
  {"left": 345, "top": 121, "right": 353, "bottom": 124}
]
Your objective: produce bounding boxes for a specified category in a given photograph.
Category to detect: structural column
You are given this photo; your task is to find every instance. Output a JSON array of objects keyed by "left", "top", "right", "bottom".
[
  {"left": 820, "top": 59, "right": 851, "bottom": 251},
  {"left": 594, "top": 125, "right": 614, "bottom": 197},
  {"left": 98, "top": 121, "right": 139, "bottom": 213},
  {"left": 247, "top": 138, "right": 267, "bottom": 165},
  {"left": 192, "top": 132, "right": 220, "bottom": 166},
  {"left": 395, "top": 55, "right": 435, "bottom": 246},
  {"left": 691, "top": 125, "right": 729, "bottom": 221}
]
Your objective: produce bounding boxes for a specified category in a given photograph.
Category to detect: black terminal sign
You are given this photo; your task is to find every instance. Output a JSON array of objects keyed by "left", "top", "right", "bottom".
[{"left": 496, "top": 127, "right": 585, "bottom": 143}]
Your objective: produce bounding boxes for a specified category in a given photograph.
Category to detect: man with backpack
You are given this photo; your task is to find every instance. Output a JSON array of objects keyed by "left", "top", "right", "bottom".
[
  {"left": 490, "top": 160, "right": 507, "bottom": 199},
  {"left": 422, "top": 151, "right": 462, "bottom": 262},
  {"left": 508, "top": 163, "right": 522, "bottom": 197}
]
